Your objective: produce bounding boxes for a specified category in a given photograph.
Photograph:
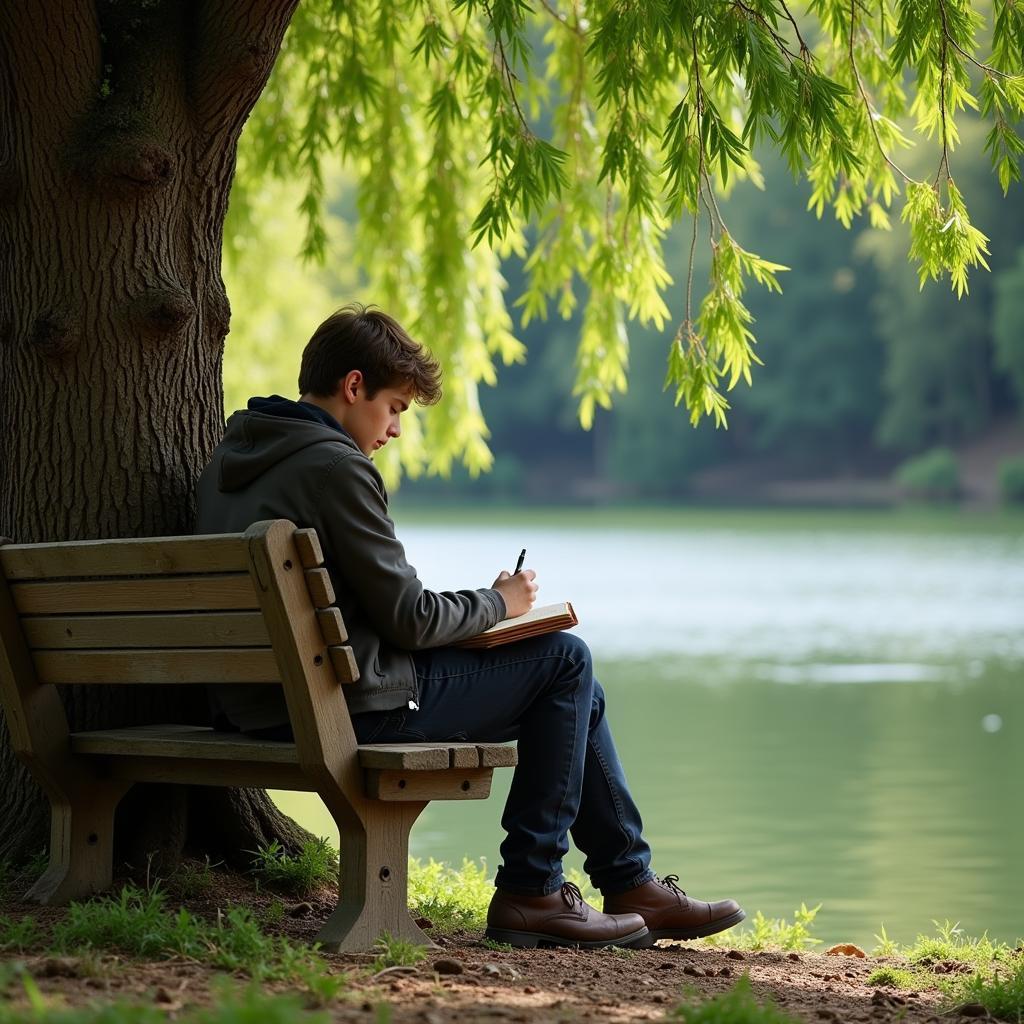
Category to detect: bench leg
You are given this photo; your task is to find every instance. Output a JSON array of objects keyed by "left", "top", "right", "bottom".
[
  {"left": 25, "top": 783, "right": 129, "bottom": 905},
  {"left": 315, "top": 801, "right": 434, "bottom": 953}
]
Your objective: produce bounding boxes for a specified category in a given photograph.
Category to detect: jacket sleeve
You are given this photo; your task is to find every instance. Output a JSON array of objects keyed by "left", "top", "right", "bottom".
[{"left": 315, "top": 451, "right": 506, "bottom": 650}]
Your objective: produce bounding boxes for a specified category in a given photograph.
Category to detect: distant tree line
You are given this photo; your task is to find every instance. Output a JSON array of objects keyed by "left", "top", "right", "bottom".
[{"left": 400, "top": 131, "right": 1024, "bottom": 502}]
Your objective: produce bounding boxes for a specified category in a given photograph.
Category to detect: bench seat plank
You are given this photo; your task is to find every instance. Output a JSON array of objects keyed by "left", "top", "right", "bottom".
[
  {"left": 357, "top": 744, "right": 450, "bottom": 770},
  {"left": 22, "top": 612, "right": 270, "bottom": 650},
  {"left": 66, "top": 727, "right": 516, "bottom": 774}
]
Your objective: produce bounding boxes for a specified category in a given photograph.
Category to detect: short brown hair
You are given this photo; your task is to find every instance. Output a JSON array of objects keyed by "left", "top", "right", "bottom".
[{"left": 298, "top": 303, "right": 442, "bottom": 405}]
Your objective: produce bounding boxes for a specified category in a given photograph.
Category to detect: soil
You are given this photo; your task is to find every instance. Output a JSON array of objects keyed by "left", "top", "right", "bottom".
[{"left": 0, "top": 872, "right": 984, "bottom": 1023}]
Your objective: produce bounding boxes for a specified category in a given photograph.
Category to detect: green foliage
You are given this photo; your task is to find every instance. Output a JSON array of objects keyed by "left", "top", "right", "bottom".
[
  {"left": 867, "top": 964, "right": 931, "bottom": 989},
  {"left": 371, "top": 932, "right": 428, "bottom": 971},
  {"left": 225, "top": 0, "right": 1024, "bottom": 476},
  {"left": 902, "top": 919, "right": 1013, "bottom": 972},
  {"left": 946, "top": 952, "right": 1024, "bottom": 1022},
  {"left": 47, "top": 885, "right": 327, "bottom": 984},
  {"left": 998, "top": 457, "right": 1024, "bottom": 505},
  {"left": 171, "top": 857, "right": 219, "bottom": 899},
  {"left": 407, "top": 857, "right": 493, "bottom": 931},
  {"left": 0, "top": 913, "right": 43, "bottom": 952},
  {"left": 894, "top": 448, "right": 962, "bottom": 501},
  {"left": 0, "top": 979, "right": 331, "bottom": 1024},
  {"left": 247, "top": 838, "right": 338, "bottom": 898},
  {"left": 702, "top": 902, "right": 822, "bottom": 952},
  {"left": 668, "top": 972, "right": 799, "bottom": 1024}
]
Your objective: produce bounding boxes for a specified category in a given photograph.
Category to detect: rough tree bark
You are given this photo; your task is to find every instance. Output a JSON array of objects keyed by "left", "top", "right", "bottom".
[{"left": 0, "top": 0, "right": 312, "bottom": 876}]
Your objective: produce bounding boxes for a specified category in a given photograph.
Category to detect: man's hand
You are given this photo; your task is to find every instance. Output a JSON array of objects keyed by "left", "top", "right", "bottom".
[{"left": 491, "top": 568, "right": 538, "bottom": 619}]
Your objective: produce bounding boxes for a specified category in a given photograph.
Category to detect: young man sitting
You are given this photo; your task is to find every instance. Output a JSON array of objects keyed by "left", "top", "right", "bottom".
[{"left": 196, "top": 303, "right": 744, "bottom": 949}]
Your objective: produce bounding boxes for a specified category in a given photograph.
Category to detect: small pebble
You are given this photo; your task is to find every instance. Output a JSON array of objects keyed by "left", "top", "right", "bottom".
[
  {"left": 954, "top": 1005, "right": 989, "bottom": 1018},
  {"left": 433, "top": 958, "right": 464, "bottom": 975}
]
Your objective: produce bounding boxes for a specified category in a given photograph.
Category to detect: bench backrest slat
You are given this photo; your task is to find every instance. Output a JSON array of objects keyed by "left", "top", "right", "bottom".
[
  {"left": 11, "top": 575, "right": 259, "bottom": 615},
  {"left": 244, "top": 522, "right": 364, "bottom": 806},
  {"left": 33, "top": 648, "right": 281, "bottom": 686},
  {"left": 22, "top": 612, "right": 270, "bottom": 650},
  {"left": 0, "top": 535, "right": 251, "bottom": 580}
]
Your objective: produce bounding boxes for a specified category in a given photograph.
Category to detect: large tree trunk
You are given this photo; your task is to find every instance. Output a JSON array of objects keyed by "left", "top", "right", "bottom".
[{"left": 0, "top": 0, "right": 310, "bottom": 875}]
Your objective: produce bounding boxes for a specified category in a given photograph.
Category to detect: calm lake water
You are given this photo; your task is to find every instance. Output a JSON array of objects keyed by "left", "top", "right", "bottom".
[{"left": 273, "top": 507, "right": 1024, "bottom": 948}]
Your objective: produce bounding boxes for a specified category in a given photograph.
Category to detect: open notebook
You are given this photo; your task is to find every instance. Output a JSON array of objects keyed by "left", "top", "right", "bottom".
[{"left": 459, "top": 602, "right": 579, "bottom": 649}]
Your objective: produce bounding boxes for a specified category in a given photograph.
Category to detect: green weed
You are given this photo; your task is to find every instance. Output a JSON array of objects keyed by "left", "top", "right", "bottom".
[
  {"left": 51, "top": 885, "right": 206, "bottom": 959},
  {"left": 868, "top": 965, "right": 931, "bottom": 989},
  {"left": 46, "top": 885, "right": 326, "bottom": 984},
  {"left": 247, "top": 839, "right": 337, "bottom": 898},
  {"left": 259, "top": 898, "right": 286, "bottom": 927},
  {"left": 702, "top": 903, "right": 822, "bottom": 952},
  {"left": 407, "top": 858, "right": 493, "bottom": 931},
  {"left": 943, "top": 952, "right": 1024, "bottom": 1022},
  {"left": 0, "top": 976, "right": 331, "bottom": 1023},
  {"left": 171, "top": 856, "right": 220, "bottom": 899},
  {"left": 669, "top": 972, "right": 799, "bottom": 1024},
  {"left": 0, "top": 913, "right": 43, "bottom": 952},
  {"left": 480, "top": 937, "right": 514, "bottom": 952},
  {"left": 372, "top": 932, "right": 427, "bottom": 971},
  {"left": 903, "top": 920, "right": 1012, "bottom": 972},
  {"left": 872, "top": 924, "right": 900, "bottom": 957}
]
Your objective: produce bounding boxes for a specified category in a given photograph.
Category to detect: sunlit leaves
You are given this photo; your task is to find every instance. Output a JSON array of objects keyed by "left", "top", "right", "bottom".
[
  {"left": 901, "top": 180, "right": 991, "bottom": 296},
  {"left": 225, "top": 0, "right": 1024, "bottom": 480},
  {"left": 664, "top": 233, "right": 787, "bottom": 427}
]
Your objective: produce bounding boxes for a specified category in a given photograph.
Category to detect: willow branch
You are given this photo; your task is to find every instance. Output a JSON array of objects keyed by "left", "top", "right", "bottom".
[{"left": 849, "top": 0, "right": 913, "bottom": 184}]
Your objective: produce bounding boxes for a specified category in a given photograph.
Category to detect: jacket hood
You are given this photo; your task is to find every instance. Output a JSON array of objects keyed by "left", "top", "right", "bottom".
[{"left": 216, "top": 396, "right": 358, "bottom": 492}]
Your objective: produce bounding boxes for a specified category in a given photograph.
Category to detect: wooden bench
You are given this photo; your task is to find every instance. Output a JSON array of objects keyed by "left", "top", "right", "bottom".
[{"left": 0, "top": 519, "right": 516, "bottom": 951}]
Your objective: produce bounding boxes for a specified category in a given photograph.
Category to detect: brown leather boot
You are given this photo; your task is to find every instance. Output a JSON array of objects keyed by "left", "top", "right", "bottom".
[
  {"left": 602, "top": 874, "right": 745, "bottom": 941},
  {"left": 485, "top": 881, "right": 650, "bottom": 948}
]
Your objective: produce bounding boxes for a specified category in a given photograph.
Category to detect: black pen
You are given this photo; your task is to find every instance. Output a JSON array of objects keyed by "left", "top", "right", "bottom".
[{"left": 513, "top": 548, "right": 526, "bottom": 575}]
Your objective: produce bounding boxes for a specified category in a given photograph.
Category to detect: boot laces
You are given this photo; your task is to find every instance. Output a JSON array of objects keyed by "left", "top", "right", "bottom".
[
  {"left": 660, "top": 874, "right": 688, "bottom": 899},
  {"left": 560, "top": 881, "right": 584, "bottom": 909}
]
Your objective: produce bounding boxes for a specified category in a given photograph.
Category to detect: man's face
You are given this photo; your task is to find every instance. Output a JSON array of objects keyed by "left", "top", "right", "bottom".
[{"left": 345, "top": 380, "right": 414, "bottom": 457}]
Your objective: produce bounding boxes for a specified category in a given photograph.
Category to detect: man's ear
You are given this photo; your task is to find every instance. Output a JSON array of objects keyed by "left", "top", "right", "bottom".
[{"left": 339, "top": 369, "right": 363, "bottom": 404}]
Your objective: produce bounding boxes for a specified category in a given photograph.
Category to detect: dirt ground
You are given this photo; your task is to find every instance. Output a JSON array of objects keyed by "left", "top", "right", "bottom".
[{"left": 0, "top": 876, "right": 984, "bottom": 1023}]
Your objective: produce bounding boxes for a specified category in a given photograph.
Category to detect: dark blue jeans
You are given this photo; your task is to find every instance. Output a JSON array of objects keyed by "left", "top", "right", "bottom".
[{"left": 352, "top": 632, "right": 654, "bottom": 897}]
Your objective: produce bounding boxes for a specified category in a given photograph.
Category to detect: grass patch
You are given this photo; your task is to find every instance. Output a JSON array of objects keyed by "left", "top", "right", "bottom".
[
  {"left": 868, "top": 965, "right": 931, "bottom": 989},
  {"left": 901, "top": 920, "right": 1014, "bottom": 972},
  {"left": 45, "top": 884, "right": 333, "bottom": 986},
  {"left": 248, "top": 839, "right": 337, "bottom": 898},
  {"left": 944, "top": 952, "right": 1024, "bottom": 1021},
  {"left": 0, "top": 976, "right": 333, "bottom": 1023},
  {"left": 170, "top": 856, "right": 220, "bottom": 899},
  {"left": 0, "top": 913, "right": 43, "bottom": 952},
  {"left": 407, "top": 858, "right": 492, "bottom": 931},
  {"left": 702, "top": 903, "right": 822, "bottom": 952},
  {"left": 372, "top": 932, "right": 428, "bottom": 971},
  {"left": 670, "top": 972, "right": 798, "bottom": 1024}
]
